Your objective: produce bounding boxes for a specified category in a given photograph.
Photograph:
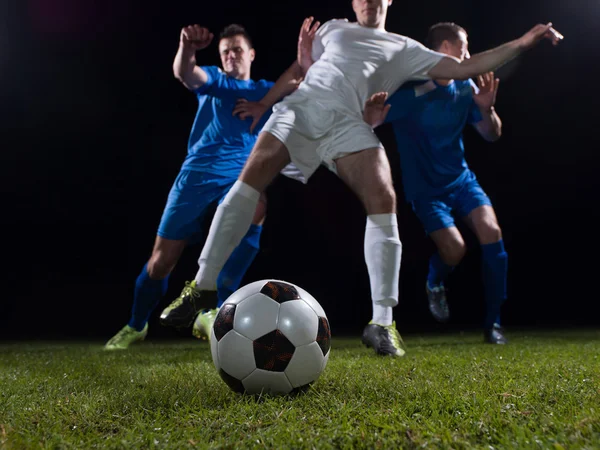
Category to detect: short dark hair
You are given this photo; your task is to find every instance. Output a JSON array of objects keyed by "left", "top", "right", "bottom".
[
  {"left": 219, "top": 24, "right": 253, "bottom": 48},
  {"left": 425, "top": 22, "right": 466, "bottom": 51}
]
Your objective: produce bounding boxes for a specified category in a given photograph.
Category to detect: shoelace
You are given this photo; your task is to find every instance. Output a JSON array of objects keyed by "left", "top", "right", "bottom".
[
  {"left": 384, "top": 322, "right": 405, "bottom": 350},
  {"left": 171, "top": 281, "right": 200, "bottom": 308}
]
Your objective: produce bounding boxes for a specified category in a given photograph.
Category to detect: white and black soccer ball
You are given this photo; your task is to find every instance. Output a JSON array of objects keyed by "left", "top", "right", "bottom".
[{"left": 210, "top": 279, "right": 331, "bottom": 395}]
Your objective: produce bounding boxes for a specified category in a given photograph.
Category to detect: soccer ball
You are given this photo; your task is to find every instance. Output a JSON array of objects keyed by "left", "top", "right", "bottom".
[{"left": 210, "top": 279, "right": 331, "bottom": 395}]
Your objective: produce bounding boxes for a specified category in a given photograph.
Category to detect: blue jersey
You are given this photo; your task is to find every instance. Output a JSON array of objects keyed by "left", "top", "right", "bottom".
[
  {"left": 181, "top": 66, "right": 274, "bottom": 178},
  {"left": 384, "top": 79, "right": 483, "bottom": 201}
]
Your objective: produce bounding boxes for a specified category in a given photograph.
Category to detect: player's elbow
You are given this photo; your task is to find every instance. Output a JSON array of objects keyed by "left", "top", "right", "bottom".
[{"left": 484, "top": 129, "right": 502, "bottom": 143}]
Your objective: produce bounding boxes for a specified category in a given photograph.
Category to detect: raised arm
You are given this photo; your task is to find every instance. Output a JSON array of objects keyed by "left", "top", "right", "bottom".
[
  {"left": 471, "top": 73, "right": 502, "bottom": 142},
  {"left": 428, "top": 23, "right": 563, "bottom": 80},
  {"left": 173, "top": 25, "right": 213, "bottom": 91},
  {"left": 232, "top": 17, "right": 321, "bottom": 132}
]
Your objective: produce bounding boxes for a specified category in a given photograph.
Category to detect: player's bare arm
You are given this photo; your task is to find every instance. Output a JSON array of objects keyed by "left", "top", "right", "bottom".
[
  {"left": 472, "top": 72, "right": 502, "bottom": 142},
  {"left": 428, "top": 23, "right": 563, "bottom": 81},
  {"left": 173, "top": 25, "right": 213, "bottom": 91}
]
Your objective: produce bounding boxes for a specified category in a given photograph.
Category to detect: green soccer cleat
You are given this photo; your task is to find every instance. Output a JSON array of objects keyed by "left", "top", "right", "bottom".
[
  {"left": 104, "top": 324, "right": 148, "bottom": 351},
  {"left": 361, "top": 320, "right": 406, "bottom": 357},
  {"left": 192, "top": 307, "right": 220, "bottom": 340},
  {"left": 160, "top": 281, "right": 218, "bottom": 328}
]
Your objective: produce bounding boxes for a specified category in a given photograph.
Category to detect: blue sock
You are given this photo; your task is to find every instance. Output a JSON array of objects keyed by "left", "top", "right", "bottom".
[
  {"left": 427, "top": 252, "right": 454, "bottom": 288},
  {"left": 128, "top": 263, "right": 169, "bottom": 331},
  {"left": 481, "top": 239, "right": 508, "bottom": 329},
  {"left": 216, "top": 224, "right": 262, "bottom": 307}
]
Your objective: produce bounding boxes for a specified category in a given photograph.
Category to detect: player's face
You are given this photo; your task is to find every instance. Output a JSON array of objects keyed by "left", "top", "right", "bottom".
[
  {"left": 219, "top": 35, "right": 255, "bottom": 80},
  {"left": 352, "top": 0, "right": 392, "bottom": 29},
  {"left": 447, "top": 31, "right": 470, "bottom": 62}
]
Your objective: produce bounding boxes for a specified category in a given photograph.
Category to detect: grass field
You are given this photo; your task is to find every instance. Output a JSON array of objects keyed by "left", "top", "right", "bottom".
[{"left": 1, "top": 329, "right": 599, "bottom": 449}]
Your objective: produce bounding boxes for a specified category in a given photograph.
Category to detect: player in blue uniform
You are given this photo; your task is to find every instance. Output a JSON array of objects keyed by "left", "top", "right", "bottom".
[
  {"left": 364, "top": 23, "right": 508, "bottom": 343},
  {"left": 104, "top": 23, "right": 300, "bottom": 350}
]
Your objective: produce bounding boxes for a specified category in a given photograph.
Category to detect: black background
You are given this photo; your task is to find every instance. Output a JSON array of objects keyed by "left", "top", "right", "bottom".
[{"left": 2, "top": 0, "right": 599, "bottom": 340}]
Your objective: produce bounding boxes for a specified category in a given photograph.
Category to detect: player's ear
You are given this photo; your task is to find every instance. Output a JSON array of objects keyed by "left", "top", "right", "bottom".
[{"left": 249, "top": 48, "right": 256, "bottom": 62}]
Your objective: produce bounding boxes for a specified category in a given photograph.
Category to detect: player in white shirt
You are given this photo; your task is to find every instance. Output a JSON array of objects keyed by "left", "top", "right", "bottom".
[{"left": 161, "top": 1, "right": 562, "bottom": 357}]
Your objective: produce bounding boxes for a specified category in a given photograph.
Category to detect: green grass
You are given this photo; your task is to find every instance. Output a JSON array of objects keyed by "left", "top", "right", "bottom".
[{"left": 1, "top": 329, "right": 599, "bottom": 449}]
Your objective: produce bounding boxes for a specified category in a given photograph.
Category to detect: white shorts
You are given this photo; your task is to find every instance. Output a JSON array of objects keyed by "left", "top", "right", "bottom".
[{"left": 263, "top": 92, "right": 383, "bottom": 184}]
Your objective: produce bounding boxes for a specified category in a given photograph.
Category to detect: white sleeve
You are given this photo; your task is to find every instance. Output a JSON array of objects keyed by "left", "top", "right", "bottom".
[{"left": 403, "top": 38, "right": 446, "bottom": 80}]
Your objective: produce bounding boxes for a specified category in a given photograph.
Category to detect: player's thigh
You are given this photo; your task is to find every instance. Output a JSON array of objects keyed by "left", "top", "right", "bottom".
[
  {"left": 455, "top": 178, "right": 501, "bottom": 244},
  {"left": 429, "top": 227, "right": 466, "bottom": 266},
  {"left": 326, "top": 115, "right": 394, "bottom": 214},
  {"left": 412, "top": 198, "right": 465, "bottom": 265},
  {"left": 239, "top": 131, "right": 292, "bottom": 193},
  {"left": 335, "top": 147, "right": 396, "bottom": 214},
  {"left": 463, "top": 205, "right": 502, "bottom": 245}
]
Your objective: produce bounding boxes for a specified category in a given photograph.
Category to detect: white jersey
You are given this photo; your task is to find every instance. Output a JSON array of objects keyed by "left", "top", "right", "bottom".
[{"left": 296, "top": 19, "right": 446, "bottom": 116}]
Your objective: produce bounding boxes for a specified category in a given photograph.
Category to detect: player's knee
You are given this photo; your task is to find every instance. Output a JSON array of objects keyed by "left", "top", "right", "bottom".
[
  {"left": 366, "top": 184, "right": 396, "bottom": 214},
  {"left": 439, "top": 239, "right": 466, "bottom": 266},
  {"left": 147, "top": 255, "right": 175, "bottom": 280},
  {"left": 479, "top": 221, "right": 502, "bottom": 245}
]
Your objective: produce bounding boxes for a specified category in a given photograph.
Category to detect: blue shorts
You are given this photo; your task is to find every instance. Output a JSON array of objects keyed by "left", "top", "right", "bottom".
[
  {"left": 411, "top": 174, "right": 492, "bottom": 235},
  {"left": 157, "top": 170, "right": 236, "bottom": 242}
]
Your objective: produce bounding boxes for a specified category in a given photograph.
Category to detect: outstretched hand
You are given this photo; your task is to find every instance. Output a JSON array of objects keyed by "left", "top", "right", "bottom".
[
  {"left": 297, "top": 16, "right": 320, "bottom": 73},
  {"left": 473, "top": 72, "right": 499, "bottom": 112},
  {"left": 233, "top": 99, "right": 269, "bottom": 133},
  {"left": 363, "top": 92, "right": 391, "bottom": 128},
  {"left": 519, "top": 23, "right": 564, "bottom": 49}
]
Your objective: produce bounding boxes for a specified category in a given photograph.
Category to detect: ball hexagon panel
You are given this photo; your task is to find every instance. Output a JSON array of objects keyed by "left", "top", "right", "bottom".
[
  {"left": 278, "top": 300, "right": 319, "bottom": 347},
  {"left": 284, "top": 341, "right": 325, "bottom": 388},
  {"left": 233, "top": 293, "right": 280, "bottom": 341},
  {"left": 224, "top": 280, "right": 269, "bottom": 306},
  {"left": 217, "top": 330, "right": 256, "bottom": 380}
]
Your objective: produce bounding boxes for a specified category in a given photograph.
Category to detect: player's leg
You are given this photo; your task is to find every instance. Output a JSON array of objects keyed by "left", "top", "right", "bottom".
[
  {"left": 457, "top": 177, "right": 508, "bottom": 344},
  {"left": 216, "top": 192, "right": 267, "bottom": 305},
  {"left": 193, "top": 193, "right": 267, "bottom": 340},
  {"left": 161, "top": 132, "right": 291, "bottom": 328},
  {"left": 462, "top": 204, "right": 508, "bottom": 343},
  {"left": 104, "top": 236, "right": 185, "bottom": 351},
  {"left": 412, "top": 198, "right": 467, "bottom": 322},
  {"left": 105, "top": 171, "right": 218, "bottom": 350},
  {"left": 335, "top": 146, "right": 405, "bottom": 357}
]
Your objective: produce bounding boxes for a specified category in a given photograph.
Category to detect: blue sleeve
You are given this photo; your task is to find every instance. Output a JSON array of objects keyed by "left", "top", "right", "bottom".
[
  {"left": 193, "top": 66, "right": 222, "bottom": 96},
  {"left": 467, "top": 79, "right": 483, "bottom": 124},
  {"left": 383, "top": 84, "right": 419, "bottom": 124}
]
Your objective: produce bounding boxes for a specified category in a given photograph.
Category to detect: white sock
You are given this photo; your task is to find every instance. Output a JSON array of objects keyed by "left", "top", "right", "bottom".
[
  {"left": 195, "top": 180, "right": 260, "bottom": 290},
  {"left": 364, "top": 213, "right": 402, "bottom": 326},
  {"left": 372, "top": 303, "right": 393, "bottom": 326}
]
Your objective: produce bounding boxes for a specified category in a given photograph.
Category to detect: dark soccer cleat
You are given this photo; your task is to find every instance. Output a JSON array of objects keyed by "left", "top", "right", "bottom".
[
  {"left": 484, "top": 323, "right": 508, "bottom": 344},
  {"left": 426, "top": 281, "right": 450, "bottom": 323},
  {"left": 160, "top": 281, "right": 217, "bottom": 328},
  {"left": 361, "top": 321, "right": 406, "bottom": 357}
]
